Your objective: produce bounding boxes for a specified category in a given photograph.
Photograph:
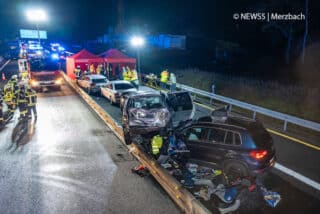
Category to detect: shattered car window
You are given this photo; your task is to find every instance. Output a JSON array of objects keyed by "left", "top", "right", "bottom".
[{"left": 132, "top": 96, "right": 166, "bottom": 109}]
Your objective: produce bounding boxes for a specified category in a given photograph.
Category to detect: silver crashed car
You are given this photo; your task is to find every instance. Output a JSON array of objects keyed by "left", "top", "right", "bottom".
[{"left": 122, "top": 91, "right": 195, "bottom": 145}]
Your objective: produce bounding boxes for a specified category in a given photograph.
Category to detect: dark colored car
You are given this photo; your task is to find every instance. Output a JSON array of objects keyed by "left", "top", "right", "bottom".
[
  {"left": 175, "top": 111, "right": 276, "bottom": 178},
  {"left": 122, "top": 91, "right": 194, "bottom": 145}
]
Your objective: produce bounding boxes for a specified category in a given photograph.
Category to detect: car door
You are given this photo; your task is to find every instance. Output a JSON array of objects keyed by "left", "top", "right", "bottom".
[
  {"left": 166, "top": 91, "right": 194, "bottom": 126},
  {"left": 205, "top": 128, "right": 241, "bottom": 164},
  {"left": 182, "top": 126, "right": 210, "bottom": 161},
  {"left": 102, "top": 83, "right": 112, "bottom": 99}
]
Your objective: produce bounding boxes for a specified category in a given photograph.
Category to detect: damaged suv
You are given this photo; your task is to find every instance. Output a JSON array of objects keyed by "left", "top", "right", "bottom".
[
  {"left": 175, "top": 108, "right": 276, "bottom": 178},
  {"left": 122, "top": 91, "right": 194, "bottom": 145}
]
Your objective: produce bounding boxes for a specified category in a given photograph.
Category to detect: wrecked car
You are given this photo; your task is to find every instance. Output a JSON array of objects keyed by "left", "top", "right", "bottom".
[
  {"left": 122, "top": 91, "right": 194, "bottom": 145},
  {"left": 175, "top": 107, "right": 276, "bottom": 179}
]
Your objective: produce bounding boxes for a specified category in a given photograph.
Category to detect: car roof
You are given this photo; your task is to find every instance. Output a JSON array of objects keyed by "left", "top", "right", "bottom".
[
  {"left": 192, "top": 115, "right": 260, "bottom": 132},
  {"left": 129, "top": 91, "right": 161, "bottom": 98},
  {"left": 86, "top": 74, "right": 107, "bottom": 79},
  {"left": 108, "top": 80, "right": 133, "bottom": 84}
]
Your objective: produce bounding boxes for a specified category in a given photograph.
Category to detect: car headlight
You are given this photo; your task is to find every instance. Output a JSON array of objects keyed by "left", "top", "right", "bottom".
[
  {"left": 55, "top": 78, "right": 63, "bottom": 85},
  {"left": 30, "top": 80, "right": 39, "bottom": 86}
]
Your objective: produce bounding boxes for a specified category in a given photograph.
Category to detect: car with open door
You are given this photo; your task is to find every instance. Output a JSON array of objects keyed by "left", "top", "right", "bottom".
[{"left": 122, "top": 91, "right": 194, "bottom": 145}]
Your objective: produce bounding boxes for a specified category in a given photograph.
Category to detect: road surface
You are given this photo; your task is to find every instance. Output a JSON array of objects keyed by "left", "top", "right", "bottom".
[{"left": 0, "top": 63, "right": 179, "bottom": 214}]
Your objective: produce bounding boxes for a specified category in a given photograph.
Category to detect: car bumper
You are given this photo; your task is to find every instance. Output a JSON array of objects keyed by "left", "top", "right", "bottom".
[
  {"left": 252, "top": 156, "right": 276, "bottom": 174},
  {"left": 128, "top": 126, "right": 167, "bottom": 135}
]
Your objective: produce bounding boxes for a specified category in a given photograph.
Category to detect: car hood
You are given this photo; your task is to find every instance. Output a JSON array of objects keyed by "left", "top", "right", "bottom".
[{"left": 128, "top": 108, "right": 170, "bottom": 127}]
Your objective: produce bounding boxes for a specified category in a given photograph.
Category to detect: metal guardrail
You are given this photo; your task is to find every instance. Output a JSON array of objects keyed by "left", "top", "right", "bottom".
[
  {"left": 141, "top": 74, "right": 320, "bottom": 132},
  {"left": 62, "top": 72, "right": 211, "bottom": 214},
  {"left": 0, "top": 60, "right": 11, "bottom": 72}
]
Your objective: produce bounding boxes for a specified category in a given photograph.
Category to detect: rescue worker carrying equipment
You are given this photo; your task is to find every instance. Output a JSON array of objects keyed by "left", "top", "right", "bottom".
[
  {"left": 130, "top": 69, "right": 139, "bottom": 89},
  {"left": 151, "top": 134, "right": 163, "bottom": 156},
  {"left": 17, "top": 84, "right": 28, "bottom": 119},
  {"left": 160, "top": 70, "right": 169, "bottom": 89},
  {"left": 74, "top": 65, "right": 81, "bottom": 78},
  {"left": 26, "top": 86, "right": 37, "bottom": 119}
]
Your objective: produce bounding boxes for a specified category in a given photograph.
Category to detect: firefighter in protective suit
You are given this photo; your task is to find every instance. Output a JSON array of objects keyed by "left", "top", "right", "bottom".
[
  {"left": 74, "top": 65, "right": 81, "bottom": 78},
  {"left": 17, "top": 84, "right": 28, "bottom": 119},
  {"left": 26, "top": 86, "right": 37, "bottom": 119},
  {"left": 3, "top": 84, "right": 16, "bottom": 114}
]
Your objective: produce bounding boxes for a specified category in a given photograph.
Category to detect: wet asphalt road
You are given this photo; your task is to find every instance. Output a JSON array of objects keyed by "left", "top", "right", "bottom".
[{"left": 0, "top": 78, "right": 179, "bottom": 213}]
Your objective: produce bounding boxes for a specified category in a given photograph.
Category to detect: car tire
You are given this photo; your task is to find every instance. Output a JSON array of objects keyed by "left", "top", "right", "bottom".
[{"left": 223, "top": 161, "right": 249, "bottom": 181}]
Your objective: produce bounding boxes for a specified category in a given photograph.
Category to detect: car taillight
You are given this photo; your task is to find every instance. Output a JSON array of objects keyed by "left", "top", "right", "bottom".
[{"left": 250, "top": 150, "right": 268, "bottom": 160}]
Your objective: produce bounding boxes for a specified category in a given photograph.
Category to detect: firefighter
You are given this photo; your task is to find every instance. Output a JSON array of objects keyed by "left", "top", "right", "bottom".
[
  {"left": 130, "top": 69, "right": 139, "bottom": 89},
  {"left": 74, "top": 65, "right": 81, "bottom": 78},
  {"left": 3, "top": 83, "right": 16, "bottom": 114},
  {"left": 160, "top": 69, "right": 169, "bottom": 89},
  {"left": 17, "top": 84, "right": 28, "bottom": 119},
  {"left": 26, "top": 86, "right": 37, "bottom": 119}
]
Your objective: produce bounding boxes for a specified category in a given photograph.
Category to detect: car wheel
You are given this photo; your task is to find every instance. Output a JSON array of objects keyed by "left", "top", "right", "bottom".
[{"left": 223, "top": 161, "right": 249, "bottom": 181}]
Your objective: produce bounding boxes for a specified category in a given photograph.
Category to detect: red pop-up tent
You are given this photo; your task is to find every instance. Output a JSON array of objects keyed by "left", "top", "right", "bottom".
[
  {"left": 66, "top": 49, "right": 104, "bottom": 79},
  {"left": 100, "top": 49, "right": 136, "bottom": 79}
]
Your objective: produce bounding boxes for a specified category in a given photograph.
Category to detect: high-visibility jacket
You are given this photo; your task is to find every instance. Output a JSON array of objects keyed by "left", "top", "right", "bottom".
[
  {"left": 3, "top": 90, "right": 15, "bottom": 104},
  {"left": 160, "top": 70, "right": 169, "bottom": 83},
  {"left": 151, "top": 135, "right": 163, "bottom": 155},
  {"left": 130, "top": 70, "right": 138, "bottom": 81},
  {"left": 26, "top": 89, "right": 37, "bottom": 107},
  {"left": 123, "top": 70, "right": 131, "bottom": 81}
]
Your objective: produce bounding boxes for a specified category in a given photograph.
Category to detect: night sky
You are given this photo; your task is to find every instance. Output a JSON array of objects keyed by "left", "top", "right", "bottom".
[{"left": 0, "top": 0, "right": 319, "bottom": 43}]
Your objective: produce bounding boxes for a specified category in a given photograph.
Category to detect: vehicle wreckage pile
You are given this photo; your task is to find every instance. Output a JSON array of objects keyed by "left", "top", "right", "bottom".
[{"left": 123, "top": 91, "right": 280, "bottom": 213}]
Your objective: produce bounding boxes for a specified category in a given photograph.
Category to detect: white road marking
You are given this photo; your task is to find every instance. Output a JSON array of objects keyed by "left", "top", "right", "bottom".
[{"left": 275, "top": 163, "right": 320, "bottom": 191}]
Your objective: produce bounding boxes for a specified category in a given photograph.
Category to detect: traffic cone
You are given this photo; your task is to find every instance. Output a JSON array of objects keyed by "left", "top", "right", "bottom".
[{"left": 2, "top": 73, "right": 5, "bottom": 81}]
